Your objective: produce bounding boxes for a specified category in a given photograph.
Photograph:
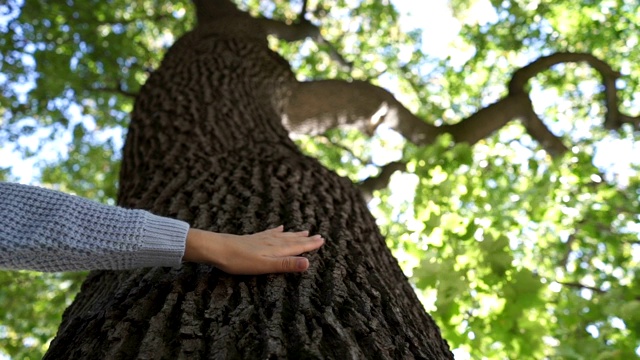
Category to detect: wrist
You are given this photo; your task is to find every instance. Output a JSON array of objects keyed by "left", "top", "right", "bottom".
[
  {"left": 183, "top": 228, "right": 207, "bottom": 263},
  {"left": 183, "top": 228, "right": 226, "bottom": 267}
]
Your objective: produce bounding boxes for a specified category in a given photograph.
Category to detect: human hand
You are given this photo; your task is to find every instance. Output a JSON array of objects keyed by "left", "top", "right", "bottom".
[{"left": 182, "top": 225, "right": 325, "bottom": 275}]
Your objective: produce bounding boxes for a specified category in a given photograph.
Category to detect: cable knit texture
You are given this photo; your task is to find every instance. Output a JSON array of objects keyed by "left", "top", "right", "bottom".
[{"left": 0, "top": 182, "right": 189, "bottom": 272}]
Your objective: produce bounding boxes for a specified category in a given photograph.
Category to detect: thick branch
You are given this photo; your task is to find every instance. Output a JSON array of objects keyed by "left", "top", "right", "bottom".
[
  {"left": 192, "top": 0, "right": 249, "bottom": 24},
  {"left": 284, "top": 80, "right": 532, "bottom": 147},
  {"left": 510, "top": 52, "right": 637, "bottom": 130},
  {"left": 190, "top": 6, "right": 633, "bottom": 161},
  {"left": 620, "top": 114, "right": 640, "bottom": 130},
  {"left": 443, "top": 94, "right": 529, "bottom": 145},
  {"left": 287, "top": 52, "right": 638, "bottom": 160},
  {"left": 520, "top": 98, "right": 568, "bottom": 156},
  {"left": 191, "top": 0, "right": 267, "bottom": 41},
  {"left": 285, "top": 80, "right": 437, "bottom": 141},
  {"left": 509, "top": 53, "right": 620, "bottom": 92}
]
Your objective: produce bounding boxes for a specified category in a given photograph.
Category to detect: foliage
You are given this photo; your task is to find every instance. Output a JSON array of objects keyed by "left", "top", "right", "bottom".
[
  {"left": 0, "top": 271, "right": 85, "bottom": 359},
  {"left": 1, "top": 0, "right": 639, "bottom": 359}
]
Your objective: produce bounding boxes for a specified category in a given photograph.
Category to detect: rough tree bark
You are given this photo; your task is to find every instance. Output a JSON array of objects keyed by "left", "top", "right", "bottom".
[{"left": 44, "top": 1, "right": 452, "bottom": 359}]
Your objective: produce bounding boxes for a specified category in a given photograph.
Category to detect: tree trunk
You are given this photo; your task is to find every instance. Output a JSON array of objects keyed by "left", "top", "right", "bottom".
[{"left": 45, "top": 7, "right": 453, "bottom": 360}]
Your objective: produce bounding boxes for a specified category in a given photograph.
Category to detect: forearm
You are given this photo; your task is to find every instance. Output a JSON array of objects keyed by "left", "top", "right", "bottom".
[{"left": 0, "top": 182, "right": 189, "bottom": 272}]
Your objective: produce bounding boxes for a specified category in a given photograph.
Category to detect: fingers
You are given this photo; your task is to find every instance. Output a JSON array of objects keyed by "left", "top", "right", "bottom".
[
  {"left": 211, "top": 227, "right": 326, "bottom": 275},
  {"left": 257, "top": 228, "right": 324, "bottom": 274},
  {"left": 267, "top": 225, "right": 285, "bottom": 233},
  {"left": 267, "top": 226, "right": 311, "bottom": 238},
  {"left": 268, "top": 226, "right": 325, "bottom": 239},
  {"left": 269, "top": 234, "right": 324, "bottom": 256},
  {"left": 292, "top": 235, "right": 325, "bottom": 254},
  {"left": 274, "top": 256, "right": 309, "bottom": 273},
  {"left": 289, "top": 230, "right": 310, "bottom": 237}
]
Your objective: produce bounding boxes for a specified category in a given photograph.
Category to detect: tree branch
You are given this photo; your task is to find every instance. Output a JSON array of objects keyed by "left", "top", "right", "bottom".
[
  {"left": 555, "top": 280, "right": 607, "bottom": 294},
  {"left": 620, "top": 113, "right": 640, "bottom": 130},
  {"left": 257, "top": 17, "right": 353, "bottom": 70},
  {"left": 316, "top": 133, "right": 370, "bottom": 166},
  {"left": 443, "top": 93, "right": 530, "bottom": 145},
  {"left": 286, "top": 52, "right": 637, "bottom": 159},
  {"left": 315, "top": 34, "right": 354, "bottom": 70},
  {"left": 193, "top": 0, "right": 350, "bottom": 68},
  {"left": 300, "top": 0, "right": 309, "bottom": 19},
  {"left": 284, "top": 79, "right": 529, "bottom": 146},
  {"left": 192, "top": 0, "right": 250, "bottom": 25},
  {"left": 509, "top": 52, "right": 637, "bottom": 130},
  {"left": 520, "top": 98, "right": 568, "bottom": 156},
  {"left": 284, "top": 80, "right": 382, "bottom": 135},
  {"left": 358, "top": 161, "right": 407, "bottom": 202}
]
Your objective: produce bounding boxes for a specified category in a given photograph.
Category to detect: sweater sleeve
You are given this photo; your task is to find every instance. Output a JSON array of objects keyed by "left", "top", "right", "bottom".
[{"left": 0, "top": 182, "right": 190, "bottom": 272}]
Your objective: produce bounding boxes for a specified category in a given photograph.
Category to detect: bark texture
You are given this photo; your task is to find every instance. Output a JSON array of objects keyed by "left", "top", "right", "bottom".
[{"left": 45, "top": 5, "right": 452, "bottom": 360}]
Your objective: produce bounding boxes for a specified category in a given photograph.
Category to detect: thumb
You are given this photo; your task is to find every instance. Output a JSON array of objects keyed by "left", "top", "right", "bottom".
[{"left": 274, "top": 257, "right": 309, "bottom": 273}]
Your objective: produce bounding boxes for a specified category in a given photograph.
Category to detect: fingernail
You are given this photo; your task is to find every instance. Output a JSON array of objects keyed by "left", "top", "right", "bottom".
[{"left": 296, "top": 258, "right": 308, "bottom": 270}]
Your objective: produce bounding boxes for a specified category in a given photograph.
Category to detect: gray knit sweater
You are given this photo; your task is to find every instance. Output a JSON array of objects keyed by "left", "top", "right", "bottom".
[{"left": 0, "top": 182, "right": 189, "bottom": 272}]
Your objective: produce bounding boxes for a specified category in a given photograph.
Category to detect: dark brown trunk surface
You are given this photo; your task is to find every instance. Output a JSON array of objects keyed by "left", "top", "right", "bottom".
[{"left": 45, "top": 18, "right": 453, "bottom": 360}]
